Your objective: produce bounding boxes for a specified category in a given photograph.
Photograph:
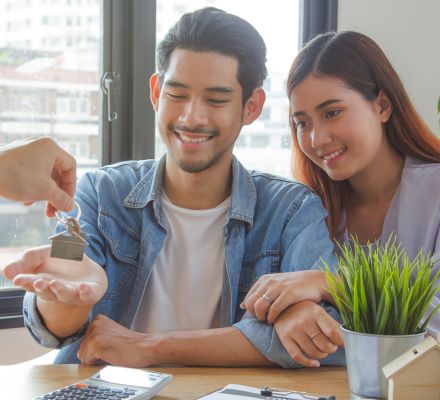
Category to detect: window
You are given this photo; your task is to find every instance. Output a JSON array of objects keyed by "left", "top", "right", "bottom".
[{"left": 0, "top": 0, "right": 102, "bottom": 327}]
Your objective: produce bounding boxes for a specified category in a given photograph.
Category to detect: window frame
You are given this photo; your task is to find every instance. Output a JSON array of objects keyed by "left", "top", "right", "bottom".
[
  {"left": 0, "top": 289, "right": 25, "bottom": 329},
  {"left": 0, "top": 0, "right": 336, "bottom": 329}
]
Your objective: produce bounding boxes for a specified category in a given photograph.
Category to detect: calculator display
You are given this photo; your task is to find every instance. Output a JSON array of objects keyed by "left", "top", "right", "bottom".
[{"left": 97, "top": 366, "right": 163, "bottom": 388}]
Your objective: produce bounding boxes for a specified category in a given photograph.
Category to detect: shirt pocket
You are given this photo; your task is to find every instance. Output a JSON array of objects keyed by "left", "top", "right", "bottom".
[
  {"left": 238, "top": 250, "right": 279, "bottom": 299},
  {"left": 98, "top": 212, "right": 140, "bottom": 298}
]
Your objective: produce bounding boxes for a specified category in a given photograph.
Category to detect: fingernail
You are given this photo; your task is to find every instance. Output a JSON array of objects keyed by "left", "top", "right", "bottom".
[{"left": 239, "top": 302, "right": 245, "bottom": 309}]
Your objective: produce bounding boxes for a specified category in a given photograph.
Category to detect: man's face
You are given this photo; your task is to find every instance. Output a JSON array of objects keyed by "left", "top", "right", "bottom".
[{"left": 150, "top": 49, "right": 249, "bottom": 174}]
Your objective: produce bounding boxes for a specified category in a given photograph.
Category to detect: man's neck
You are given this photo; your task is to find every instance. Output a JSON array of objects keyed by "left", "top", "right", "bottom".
[{"left": 163, "top": 156, "right": 233, "bottom": 210}]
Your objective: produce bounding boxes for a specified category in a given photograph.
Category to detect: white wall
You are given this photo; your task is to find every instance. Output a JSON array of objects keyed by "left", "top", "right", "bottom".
[{"left": 338, "top": 0, "right": 440, "bottom": 134}]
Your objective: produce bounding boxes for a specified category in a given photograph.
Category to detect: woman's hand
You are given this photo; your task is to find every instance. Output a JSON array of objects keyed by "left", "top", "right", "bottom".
[
  {"left": 241, "top": 270, "right": 333, "bottom": 323},
  {"left": 274, "top": 300, "right": 343, "bottom": 367}
]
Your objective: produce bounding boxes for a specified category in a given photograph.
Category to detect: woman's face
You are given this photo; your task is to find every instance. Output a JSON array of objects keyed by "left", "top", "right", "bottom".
[{"left": 289, "top": 74, "right": 391, "bottom": 181}]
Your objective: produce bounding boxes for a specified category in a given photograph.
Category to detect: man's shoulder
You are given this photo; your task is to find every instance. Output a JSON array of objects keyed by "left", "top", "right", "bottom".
[
  {"left": 86, "top": 159, "right": 157, "bottom": 183},
  {"left": 78, "top": 159, "right": 160, "bottom": 200},
  {"left": 99, "top": 159, "right": 157, "bottom": 175},
  {"left": 249, "top": 170, "right": 314, "bottom": 199}
]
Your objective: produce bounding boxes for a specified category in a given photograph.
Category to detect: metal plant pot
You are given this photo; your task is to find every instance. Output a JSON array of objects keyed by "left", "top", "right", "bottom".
[{"left": 341, "top": 326, "right": 425, "bottom": 399}]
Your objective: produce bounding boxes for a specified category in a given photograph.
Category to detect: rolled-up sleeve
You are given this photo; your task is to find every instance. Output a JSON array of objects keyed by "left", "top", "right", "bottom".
[
  {"left": 23, "top": 292, "right": 90, "bottom": 349},
  {"left": 234, "top": 192, "right": 344, "bottom": 367}
]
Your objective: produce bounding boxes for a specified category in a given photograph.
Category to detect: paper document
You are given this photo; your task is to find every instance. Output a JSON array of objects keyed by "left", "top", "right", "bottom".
[{"left": 197, "top": 383, "right": 334, "bottom": 400}]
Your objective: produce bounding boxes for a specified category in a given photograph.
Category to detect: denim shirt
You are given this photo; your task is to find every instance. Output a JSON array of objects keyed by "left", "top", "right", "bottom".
[{"left": 23, "top": 155, "right": 345, "bottom": 367}]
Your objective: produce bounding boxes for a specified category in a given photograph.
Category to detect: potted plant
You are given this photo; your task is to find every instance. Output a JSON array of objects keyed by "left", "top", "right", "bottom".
[{"left": 325, "top": 238, "right": 440, "bottom": 399}]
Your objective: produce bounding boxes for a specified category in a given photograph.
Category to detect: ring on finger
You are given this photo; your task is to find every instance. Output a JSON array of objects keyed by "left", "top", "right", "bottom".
[
  {"left": 262, "top": 293, "right": 273, "bottom": 304},
  {"left": 310, "top": 331, "right": 323, "bottom": 340},
  {"left": 254, "top": 291, "right": 262, "bottom": 298}
]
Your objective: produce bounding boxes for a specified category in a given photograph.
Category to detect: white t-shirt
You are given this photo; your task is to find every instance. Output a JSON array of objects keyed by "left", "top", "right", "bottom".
[{"left": 131, "top": 192, "right": 230, "bottom": 333}]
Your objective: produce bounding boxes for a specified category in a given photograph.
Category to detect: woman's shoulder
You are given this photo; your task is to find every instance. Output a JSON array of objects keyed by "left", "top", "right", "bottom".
[{"left": 403, "top": 156, "right": 440, "bottom": 182}]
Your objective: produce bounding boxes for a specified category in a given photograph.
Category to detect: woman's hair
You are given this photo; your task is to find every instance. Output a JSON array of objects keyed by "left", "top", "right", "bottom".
[{"left": 287, "top": 31, "right": 440, "bottom": 239}]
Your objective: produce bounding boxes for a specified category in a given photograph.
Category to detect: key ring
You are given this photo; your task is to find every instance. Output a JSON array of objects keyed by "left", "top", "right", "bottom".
[
  {"left": 55, "top": 201, "right": 81, "bottom": 224},
  {"left": 55, "top": 201, "right": 82, "bottom": 236}
]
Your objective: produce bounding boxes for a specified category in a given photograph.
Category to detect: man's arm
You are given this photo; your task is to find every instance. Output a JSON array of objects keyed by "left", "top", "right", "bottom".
[
  {"left": 76, "top": 314, "right": 273, "bottom": 367},
  {"left": 235, "top": 191, "right": 344, "bottom": 368},
  {"left": 4, "top": 172, "right": 109, "bottom": 345}
]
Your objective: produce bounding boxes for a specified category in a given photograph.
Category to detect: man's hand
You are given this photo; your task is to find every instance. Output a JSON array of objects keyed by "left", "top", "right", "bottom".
[
  {"left": 2, "top": 245, "right": 108, "bottom": 338},
  {"left": 241, "top": 270, "right": 333, "bottom": 323},
  {"left": 77, "top": 316, "right": 273, "bottom": 367},
  {"left": 0, "top": 137, "right": 76, "bottom": 216},
  {"left": 78, "top": 315, "right": 154, "bottom": 367},
  {"left": 274, "top": 300, "right": 343, "bottom": 368},
  {"left": 3, "top": 245, "right": 107, "bottom": 306}
]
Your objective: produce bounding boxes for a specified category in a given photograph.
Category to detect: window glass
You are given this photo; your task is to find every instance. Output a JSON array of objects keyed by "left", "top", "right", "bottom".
[
  {"left": 155, "top": 0, "right": 299, "bottom": 178},
  {"left": 0, "top": 0, "right": 102, "bottom": 289}
]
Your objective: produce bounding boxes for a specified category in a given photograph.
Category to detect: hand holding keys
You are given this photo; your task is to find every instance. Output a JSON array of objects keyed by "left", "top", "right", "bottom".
[{"left": 49, "top": 201, "right": 88, "bottom": 261}]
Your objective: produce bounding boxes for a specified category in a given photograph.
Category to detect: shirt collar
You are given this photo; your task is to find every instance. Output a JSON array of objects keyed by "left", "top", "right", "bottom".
[
  {"left": 122, "top": 155, "right": 166, "bottom": 208},
  {"left": 122, "top": 154, "right": 257, "bottom": 227}
]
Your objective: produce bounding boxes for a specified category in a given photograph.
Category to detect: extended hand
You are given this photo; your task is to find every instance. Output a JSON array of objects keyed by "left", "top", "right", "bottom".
[
  {"left": 274, "top": 300, "right": 343, "bottom": 368},
  {"left": 2, "top": 245, "right": 107, "bottom": 306},
  {"left": 241, "top": 270, "right": 331, "bottom": 323},
  {"left": 78, "top": 315, "right": 153, "bottom": 367}
]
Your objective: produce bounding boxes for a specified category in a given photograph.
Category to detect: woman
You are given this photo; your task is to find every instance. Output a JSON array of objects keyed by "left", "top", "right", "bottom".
[{"left": 242, "top": 30, "right": 440, "bottom": 367}]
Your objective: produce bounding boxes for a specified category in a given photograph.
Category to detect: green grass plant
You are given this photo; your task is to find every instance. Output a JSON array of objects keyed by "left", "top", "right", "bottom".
[{"left": 325, "top": 237, "right": 440, "bottom": 335}]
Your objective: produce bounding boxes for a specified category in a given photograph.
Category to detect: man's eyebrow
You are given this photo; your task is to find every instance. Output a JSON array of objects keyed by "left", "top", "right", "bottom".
[
  {"left": 206, "top": 86, "right": 234, "bottom": 94},
  {"left": 163, "top": 80, "right": 234, "bottom": 94},
  {"left": 164, "top": 80, "right": 188, "bottom": 88},
  {"left": 292, "top": 99, "right": 343, "bottom": 117}
]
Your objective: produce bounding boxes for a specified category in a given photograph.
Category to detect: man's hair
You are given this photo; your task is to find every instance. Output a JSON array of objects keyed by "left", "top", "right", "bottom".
[{"left": 156, "top": 7, "right": 267, "bottom": 104}]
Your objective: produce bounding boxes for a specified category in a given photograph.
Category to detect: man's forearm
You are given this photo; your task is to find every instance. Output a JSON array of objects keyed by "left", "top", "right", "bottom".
[
  {"left": 151, "top": 327, "right": 274, "bottom": 367},
  {"left": 37, "top": 298, "right": 92, "bottom": 338}
]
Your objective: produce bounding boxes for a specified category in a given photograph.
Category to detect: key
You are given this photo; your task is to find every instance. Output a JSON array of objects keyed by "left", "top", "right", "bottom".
[{"left": 49, "top": 202, "right": 88, "bottom": 261}]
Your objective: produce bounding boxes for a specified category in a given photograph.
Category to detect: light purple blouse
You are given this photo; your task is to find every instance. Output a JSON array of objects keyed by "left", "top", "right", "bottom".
[{"left": 341, "top": 156, "right": 440, "bottom": 337}]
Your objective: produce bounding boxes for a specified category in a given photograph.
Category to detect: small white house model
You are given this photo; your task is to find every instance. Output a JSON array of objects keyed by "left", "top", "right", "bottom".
[{"left": 382, "top": 335, "right": 440, "bottom": 400}]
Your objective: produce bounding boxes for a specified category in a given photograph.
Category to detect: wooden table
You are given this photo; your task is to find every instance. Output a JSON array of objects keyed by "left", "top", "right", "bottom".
[{"left": 0, "top": 364, "right": 350, "bottom": 399}]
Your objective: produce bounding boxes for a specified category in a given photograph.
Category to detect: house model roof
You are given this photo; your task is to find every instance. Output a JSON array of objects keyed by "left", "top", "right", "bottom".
[
  {"left": 383, "top": 335, "right": 440, "bottom": 379},
  {"left": 49, "top": 232, "right": 88, "bottom": 246}
]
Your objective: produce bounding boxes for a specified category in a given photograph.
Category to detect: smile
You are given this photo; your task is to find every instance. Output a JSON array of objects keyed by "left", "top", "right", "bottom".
[
  {"left": 321, "top": 147, "right": 347, "bottom": 161},
  {"left": 177, "top": 133, "right": 212, "bottom": 143}
]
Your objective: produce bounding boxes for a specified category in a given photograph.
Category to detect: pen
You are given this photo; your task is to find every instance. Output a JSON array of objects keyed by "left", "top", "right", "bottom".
[{"left": 260, "top": 386, "right": 336, "bottom": 400}]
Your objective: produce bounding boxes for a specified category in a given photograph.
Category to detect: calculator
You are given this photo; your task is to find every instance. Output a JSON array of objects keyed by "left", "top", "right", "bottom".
[{"left": 34, "top": 366, "right": 172, "bottom": 400}]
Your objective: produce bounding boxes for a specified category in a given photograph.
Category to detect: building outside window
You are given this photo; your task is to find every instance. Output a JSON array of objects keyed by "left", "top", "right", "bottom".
[{"left": 0, "top": 0, "right": 101, "bottom": 289}]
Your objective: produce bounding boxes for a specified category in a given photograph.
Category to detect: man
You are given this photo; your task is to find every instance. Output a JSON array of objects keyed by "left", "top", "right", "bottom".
[
  {"left": 3, "top": 8, "right": 344, "bottom": 368},
  {"left": 0, "top": 137, "right": 76, "bottom": 216}
]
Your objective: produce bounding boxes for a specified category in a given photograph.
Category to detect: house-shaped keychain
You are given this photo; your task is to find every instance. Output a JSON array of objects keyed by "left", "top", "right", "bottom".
[{"left": 49, "top": 231, "right": 88, "bottom": 261}]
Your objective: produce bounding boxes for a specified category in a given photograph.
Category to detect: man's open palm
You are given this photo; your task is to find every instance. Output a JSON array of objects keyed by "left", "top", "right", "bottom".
[{"left": 2, "top": 245, "right": 107, "bottom": 306}]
